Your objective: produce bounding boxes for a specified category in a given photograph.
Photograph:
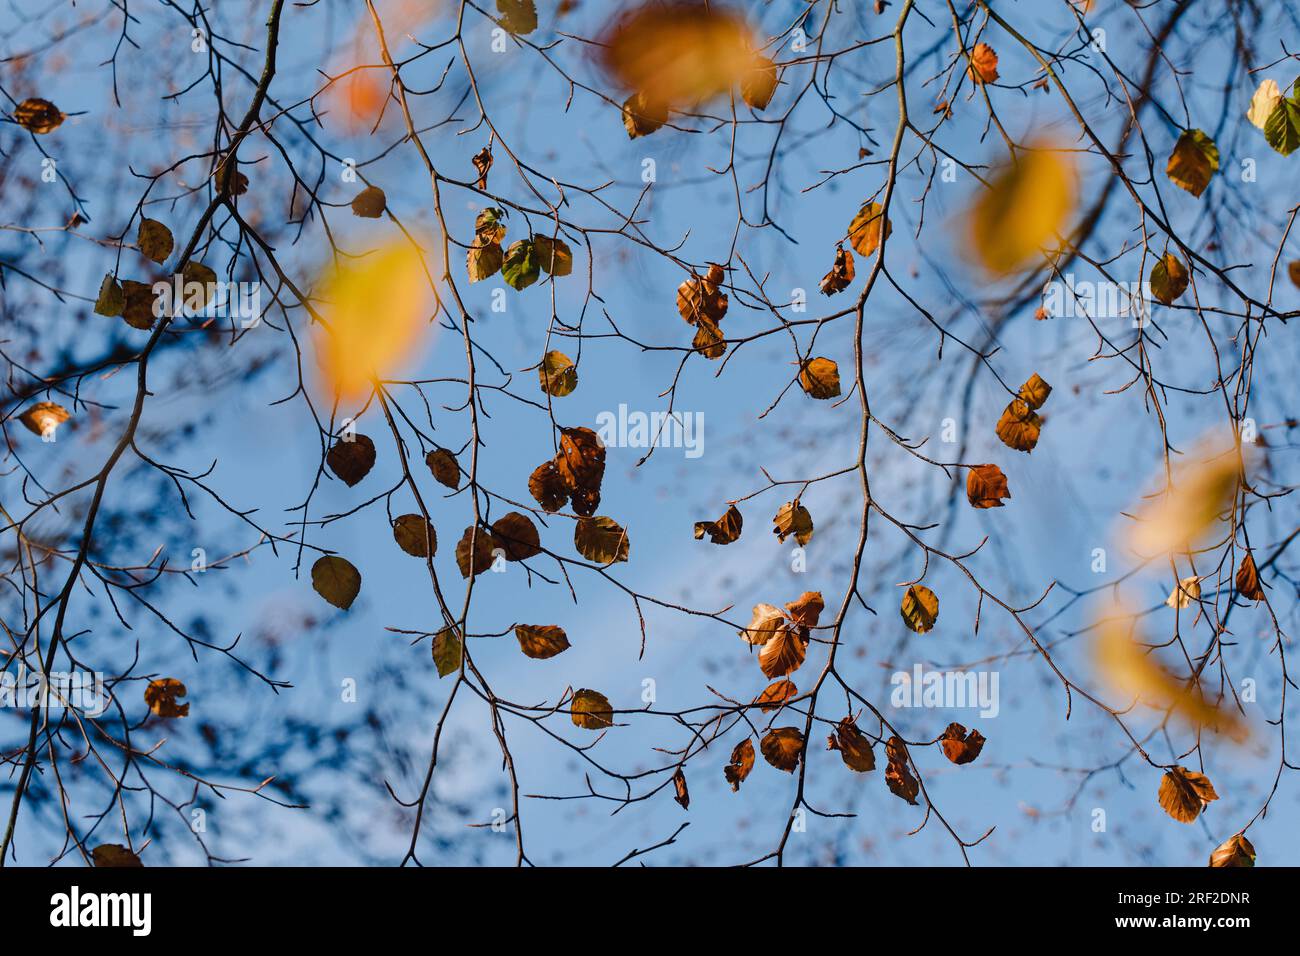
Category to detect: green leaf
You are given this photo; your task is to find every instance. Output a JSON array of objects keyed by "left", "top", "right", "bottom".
[
  {"left": 502, "top": 239, "right": 540, "bottom": 290},
  {"left": 1264, "top": 99, "right": 1300, "bottom": 156},
  {"left": 432, "top": 627, "right": 462, "bottom": 678}
]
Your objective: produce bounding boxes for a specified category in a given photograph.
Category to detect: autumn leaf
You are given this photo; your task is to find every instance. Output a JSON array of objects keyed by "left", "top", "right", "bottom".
[
  {"left": 772, "top": 500, "right": 814, "bottom": 546},
  {"left": 1209, "top": 832, "right": 1255, "bottom": 868},
  {"left": 784, "top": 591, "right": 824, "bottom": 628},
  {"left": 571, "top": 688, "right": 614, "bottom": 730},
  {"left": 1130, "top": 441, "right": 1243, "bottom": 556},
  {"left": 622, "top": 91, "right": 668, "bottom": 138},
  {"left": 1150, "top": 253, "right": 1189, "bottom": 305},
  {"left": 326, "top": 434, "right": 376, "bottom": 487},
  {"left": 1247, "top": 79, "right": 1282, "bottom": 130},
  {"left": 94, "top": 274, "right": 125, "bottom": 316},
  {"left": 556, "top": 426, "right": 606, "bottom": 516},
  {"left": 966, "top": 463, "right": 1010, "bottom": 509},
  {"left": 758, "top": 625, "right": 808, "bottom": 678},
  {"left": 884, "top": 736, "right": 919, "bottom": 804},
  {"left": 967, "top": 42, "right": 999, "bottom": 84},
  {"left": 475, "top": 207, "right": 508, "bottom": 245},
  {"left": 1236, "top": 553, "right": 1266, "bottom": 601},
  {"left": 539, "top": 350, "right": 578, "bottom": 397},
  {"left": 144, "top": 678, "right": 189, "bottom": 718},
  {"left": 694, "top": 504, "right": 742, "bottom": 544},
  {"left": 600, "top": 3, "right": 763, "bottom": 108},
  {"left": 725, "top": 738, "right": 755, "bottom": 791},
  {"left": 900, "top": 584, "right": 939, "bottom": 633},
  {"left": 137, "top": 218, "right": 174, "bottom": 264},
  {"left": 502, "top": 239, "right": 540, "bottom": 290},
  {"left": 739, "top": 603, "right": 786, "bottom": 645},
  {"left": 1019, "top": 373, "right": 1052, "bottom": 409},
  {"left": 1264, "top": 85, "right": 1300, "bottom": 155},
  {"left": 425, "top": 448, "right": 460, "bottom": 489},
  {"left": 966, "top": 146, "right": 1074, "bottom": 274},
  {"left": 471, "top": 146, "right": 493, "bottom": 190},
  {"left": 491, "top": 511, "right": 542, "bottom": 561},
  {"left": 456, "top": 526, "right": 496, "bottom": 577},
  {"left": 847, "top": 201, "right": 891, "bottom": 257},
  {"left": 672, "top": 767, "right": 690, "bottom": 809},
  {"left": 393, "top": 514, "right": 436, "bottom": 557},
  {"left": 533, "top": 235, "right": 573, "bottom": 276},
  {"left": 828, "top": 717, "right": 876, "bottom": 772},
  {"left": 92, "top": 845, "right": 143, "bottom": 868},
  {"left": 515, "top": 624, "right": 570, "bottom": 659},
  {"left": 351, "top": 185, "right": 386, "bottom": 218},
  {"left": 1166, "top": 129, "right": 1219, "bottom": 198},
  {"left": 18, "top": 401, "right": 69, "bottom": 439},
  {"left": 995, "top": 375, "right": 1051, "bottom": 453},
  {"left": 799, "top": 357, "right": 841, "bottom": 400},
  {"left": 1166, "top": 576, "right": 1202, "bottom": 610},
  {"left": 574, "top": 515, "right": 630, "bottom": 564},
  {"left": 760, "top": 727, "right": 804, "bottom": 772},
  {"left": 432, "top": 627, "right": 462, "bottom": 678},
  {"left": 754, "top": 679, "right": 796, "bottom": 712},
  {"left": 1157, "top": 767, "right": 1219, "bottom": 824},
  {"left": 14, "top": 97, "right": 64, "bottom": 134},
  {"left": 528, "top": 459, "right": 569, "bottom": 513},
  {"left": 496, "top": 0, "right": 537, "bottom": 35},
  {"left": 312, "top": 555, "right": 361, "bottom": 610},
  {"left": 122, "top": 280, "right": 156, "bottom": 330},
  {"left": 468, "top": 242, "right": 504, "bottom": 283},
  {"left": 819, "top": 243, "right": 855, "bottom": 296},
  {"left": 677, "top": 263, "right": 727, "bottom": 325},
  {"left": 939, "top": 722, "right": 985, "bottom": 765},
  {"left": 741, "top": 56, "right": 778, "bottom": 110},
  {"left": 1289, "top": 260, "right": 1300, "bottom": 289}
]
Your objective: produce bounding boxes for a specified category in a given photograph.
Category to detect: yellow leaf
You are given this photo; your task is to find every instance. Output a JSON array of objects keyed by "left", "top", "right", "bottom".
[
  {"left": 847, "top": 201, "right": 891, "bottom": 257},
  {"left": 1157, "top": 767, "right": 1219, "bottom": 824},
  {"left": 799, "top": 357, "right": 841, "bottom": 399},
  {"left": 1129, "top": 440, "right": 1242, "bottom": 557},
  {"left": 1150, "top": 253, "right": 1188, "bottom": 305},
  {"left": 432, "top": 627, "right": 462, "bottom": 678},
  {"left": 144, "top": 678, "right": 189, "bottom": 718},
  {"left": 1247, "top": 79, "right": 1281, "bottom": 130},
  {"left": 1166, "top": 129, "right": 1219, "bottom": 198},
  {"left": 514, "top": 624, "right": 570, "bottom": 659},
  {"left": 18, "top": 401, "right": 70, "bottom": 439},
  {"left": 539, "top": 350, "right": 578, "bottom": 397},
  {"left": 571, "top": 688, "right": 614, "bottom": 730},
  {"left": 900, "top": 584, "right": 938, "bottom": 633},
  {"left": 966, "top": 145, "right": 1074, "bottom": 274}
]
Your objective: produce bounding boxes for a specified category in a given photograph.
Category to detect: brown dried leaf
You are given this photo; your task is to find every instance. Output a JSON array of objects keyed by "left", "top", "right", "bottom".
[
  {"left": 828, "top": 717, "right": 876, "bottom": 772},
  {"left": 725, "top": 738, "right": 755, "bottom": 791},
  {"left": 456, "top": 526, "right": 496, "bottom": 578},
  {"left": 1236, "top": 553, "right": 1266, "bottom": 601},
  {"left": 571, "top": 688, "right": 614, "bottom": 730},
  {"left": 939, "top": 722, "right": 986, "bottom": 765},
  {"left": 311, "top": 555, "right": 361, "bottom": 610},
  {"left": 760, "top": 726, "right": 804, "bottom": 772},
  {"left": 425, "top": 448, "right": 460, "bottom": 489},
  {"left": 144, "top": 678, "right": 189, "bottom": 718},
  {"left": 514, "top": 624, "right": 570, "bottom": 660},
  {"left": 574, "top": 515, "right": 629, "bottom": 564},
  {"left": 393, "top": 514, "right": 436, "bottom": 557},
  {"left": 754, "top": 679, "right": 796, "bottom": 712},
  {"left": 784, "top": 591, "right": 824, "bottom": 628},
  {"left": 694, "top": 503, "right": 743, "bottom": 544},
  {"left": 819, "top": 243, "right": 855, "bottom": 296},
  {"left": 1158, "top": 767, "right": 1219, "bottom": 824},
  {"left": 885, "top": 736, "right": 919, "bottom": 805},
  {"left": 491, "top": 511, "right": 542, "bottom": 561},
  {"left": 772, "top": 500, "right": 814, "bottom": 546},
  {"left": 327, "top": 434, "right": 376, "bottom": 487},
  {"left": 672, "top": 767, "right": 690, "bottom": 809},
  {"left": 758, "top": 625, "right": 808, "bottom": 678},
  {"left": 966, "top": 463, "right": 1011, "bottom": 509},
  {"left": 1209, "top": 832, "right": 1255, "bottom": 868}
]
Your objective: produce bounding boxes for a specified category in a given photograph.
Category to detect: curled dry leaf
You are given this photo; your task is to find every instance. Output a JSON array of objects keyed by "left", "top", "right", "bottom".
[
  {"left": 1209, "top": 832, "right": 1255, "bottom": 868},
  {"left": 739, "top": 603, "right": 785, "bottom": 645},
  {"left": 1236, "top": 553, "right": 1265, "bottom": 601},
  {"left": 758, "top": 624, "right": 808, "bottom": 678},
  {"left": 137, "top": 218, "right": 174, "bottom": 264},
  {"left": 725, "top": 738, "right": 755, "bottom": 791},
  {"left": 819, "top": 243, "right": 855, "bottom": 296},
  {"left": 471, "top": 145, "right": 493, "bottom": 190},
  {"left": 741, "top": 57, "right": 778, "bottom": 110},
  {"left": 754, "top": 679, "right": 796, "bottom": 712},
  {"left": 122, "top": 280, "right": 156, "bottom": 330},
  {"left": 996, "top": 373, "right": 1051, "bottom": 453},
  {"left": 557, "top": 426, "right": 606, "bottom": 516},
  {"left": 784, "top": 591, "right": 824, "bottom": 628},
  {"left": 528, "top": 459, "right": 569, "bottom": 513},
  {"left": 694, "top": 503, "right": 742, "bottom": 544},
  {"left": 425, "top": 448, "right": 460, "bottom": 489},
  {"left": 514, "top": 624, "right": 570, "bottom": 659},
  {"left": 533, "top": 235, "right": 573, "bottom": 276},
  {"left": 900, "top": 584, "right": 939, "bottom": 633},
  {"left": 18, "top": 401, "right": 70, "bottom": 439},
  {"left": 491, "top": 511, "right": 542, "bottom": 561},
  {"left": 350, "top": 185, "right": 386, "bottom": 218},
  {"left": 828, "top": 717, "right": 876, "bottom": 772},
  {"left": 311, "top": 555, "right": 361, "bottom": 610},
  {"left": 571, "top": 688, "right": 614, "bottom": 730},
  {"left": 456, "top": 526, "right": 496, "bottom": 578},
  {"left": 144, "top": 678, "right": 189, "bottom": 718},
  {"left": 799, "top": 357, "right": 841, "bottom": 399},
  {"left": 326, "top": 434, "right": 376, "bottom": 487},
  {"left": 939, "top": 722, "right": 986, "bottom": 765},
  {"left": 966, "top": 463, "right": 1010, "bottom": 509},
  {"left": 967, "top": 42, "right": 999, "bottom": 84},
  {"left": 393, "top": 514, "right": 437, "bottom": 557},
  {"left": 539, "top": 350, "right": 578, "bottom": 397},
  {"left": 672, "top": 767, "right": 690, "bottom": 809},
  {"left": 92, "top": 845, "right": 143, "bottom": 868},
  {"left": 1166, "top": 576, "right": 1202, "bottom": 610},
  {"left": 14, "top": 97, "right": 65, "bottom": 134},
  {"left": 847, "top": 201, "right": 891, "bottom": 257},
  {"left": 966, "top": 145, "right": 1074, "bottom": 275},
  {"left": 884, "top": 736, "right": 919, "bottom": 805},
  {"left": 772, "top": 500, "right": 814, "bottom": 546},
  {"left": 432, "top": 627, "right": 462, "bottom": 678},
  {"left": 1166, "top": 129, "right": 1219, "bottom": 198},
  {"left": 574, "top": 515, "right": 629, "bottom": 564},
  {"left": 1157, "top": 766, "right": 1219, "bottom": 824},
  {"left": 760, "top": 726, "right": 804, "bottom": 772},
  {"left": 622, "top": 91, "right": 668, "bottom": 139},
  {"left": 1150, "top": 253, "right": 1189, "bottom": 305},
  {"left": 468, "top": 241, "right": 504, "bottom": 283}
]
